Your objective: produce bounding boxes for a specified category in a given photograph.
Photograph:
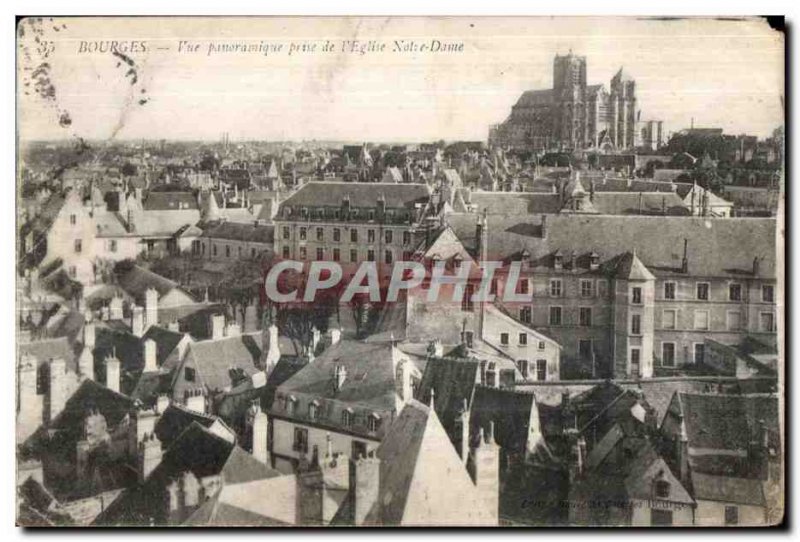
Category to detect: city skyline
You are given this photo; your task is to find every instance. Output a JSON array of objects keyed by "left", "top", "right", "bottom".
[{"left": 18, "top": 17, "right": 784, "bottom": 144}]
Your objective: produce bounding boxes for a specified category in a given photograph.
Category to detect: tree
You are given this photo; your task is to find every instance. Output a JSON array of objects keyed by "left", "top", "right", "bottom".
[{"left": 121, "top": 162, "right": 137, "bottom": 177}]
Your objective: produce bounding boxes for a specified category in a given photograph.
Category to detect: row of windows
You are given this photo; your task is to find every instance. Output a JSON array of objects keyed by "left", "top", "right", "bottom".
[
  {"left": 282, "top": 245, "right": 411, "bottom": 264},
  {"left": 661, "top": 281, "right": 774, "bottom": 303},
  {"left": 285, "top": 226, "right": 412, "bottom": 246},
  {"left": 658, "top": 342, "right": 707, "bottom": 367},
  {"left": 516, "top": 359, "right": 548, "bottom": 381},
  {"left": 283, "top": 206, "right": 412, "bottom": 224},
  {"left": 499, "top": 332, "right": 548, "bottom": 349},
  {"left": 210, "top": 243, "right": 259, "bottom": 259},
  {"left": 279, "top": 395, "right": 382, "bottom": 433},
  {"left": 661, "top": 308, "right": 775, "bottom": 333}
]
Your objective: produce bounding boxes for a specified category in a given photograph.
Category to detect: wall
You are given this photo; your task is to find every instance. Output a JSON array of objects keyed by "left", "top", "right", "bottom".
[
  {"left": 694, "top": 500, "right": 766, "bottom": 526},
  {"left": 271, "top": 417, "right": 380, "bottom": 467}
]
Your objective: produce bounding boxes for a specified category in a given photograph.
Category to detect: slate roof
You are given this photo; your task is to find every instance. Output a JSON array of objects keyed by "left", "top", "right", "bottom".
[
  {"left": 446, "top": 214, "right": 777, "bottom": 278},
  {"left": 141, "top": 326, "right": 185, "bottom": 368},
  {"left": 142, "top": 192, "right": 199, "bottom": 212},
  {"left": 469, "top": 386, "right": 537, "bottom": 453},
  {"left": 463, "top": 191, "right": 563, "bottom": 215},
  {"left": 279, "top": 181, "right": 431, "bottom": 209},
  {"left": 115, "top": 263, "right": 184, "bottom": 301},
  {"left": 514, "top": 89, "right": 555, "bottom": 108},
  {"left": 690, "top": 471, "right": 765, "bottom": 506},
  {"left": 182, "top": 333, "right": 262, "bottom": 393},
  {"left": 200, "top": 221, "right": 274, "bottom": 244},
  {"left": 416, "top": 357, "right": 479, "bottom": 431},
  {"left": 154, "top": 404, "right": 228, "bottom": 449},
  {"left": 19, "top": 336, "right": 79, "bottom": 374},
  {"left": 586, "top": 192, "right": 690, "bottom": 216}
]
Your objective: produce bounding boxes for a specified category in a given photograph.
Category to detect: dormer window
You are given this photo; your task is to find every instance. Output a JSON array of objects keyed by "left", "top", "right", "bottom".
[
  {"left": 553, "top": 251, "right": 563, "bottom": 270},
  {"left": 589, "top": 252, "right": 600, "bottom": 271},
  {"left": 341, "top": 408, "right": 354, "bottom": 428},
  {"left": 367, "top": 413, "right": 381, "bottom": 433},
  {"left": 285, "top": 395, "right": 297, "bottom": 415},
  {"left": 308, "top": 400, "right": 319, "bottom": 421},
  {"left": 654, "top": 479, "right": 670, "bottom": 499}
]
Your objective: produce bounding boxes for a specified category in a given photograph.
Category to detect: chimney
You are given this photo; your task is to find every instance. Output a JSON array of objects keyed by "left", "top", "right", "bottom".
[
  {"left": 185, "top": 388, "right": 206, "bottom": 414},
  {"left": 131, "top": 305, "right": 145, "bottom": 337},
  {"left": 83, "top": 320, "right": 96, "bottom": 349},
  {"left": 540, "top": 215, "right": 548, "bottom": 239},
  {"left": 398, "top": 360, "right": 413, "bottom": 404},
  {"left": 167, "top": 320, "right": 180, "bottom": 333},
  {"left": 78, "top": 344, "right": 94, "bottom": 381},
  {"left": 469, "top": 424, "right": 500, "bottom": 525},
  {"left": 126, "top": 209, "right": 136, "bottom": 232},
  {"left": 485, "top": 362, "right": 498, "bottom": 389},
  {"left": 263, "top": 323, "right": 281, "bottom": 371},
  {"left": 351, "top": 451, "right": 381, "bottom": 526},
  {"left": 225, "top": 321, "right": 242, "bottom": 337},
  {"left": 109, "top": 296, "right": 123, "bottom": 320},
  {"left": 575, "top": 436, "right": 586, "bottom": 477},
  {"left": 476, "top": 209, "right": 488, "bottom": 263},
  {"left": 16, "top": 354, "right": 41, "bottom": 441},
  {"left": 680, "top": 238, "right": 689, "bottom": 274},
  {"left": 676, "top": 413, "right": 690, "bottom": 485},
  {"left": 211, "top": 314, "right": 225, "bottom": 340},
  {"left": 145, "top": 288, "right": 159, "bottom": 329},
  {"left": 181, "top": 471, "right": 201, "bottom": 509},
  {"left": 310, "top": 326, "right": 321, "bottom": 353},
  {"left": 457, "top": 398, "right": 470, "bottom": 464},
  {"left": 243, "top": 300, "right": 259, "bottom": 333},
  {"left": 167, "top": 480, "right": 180, "bottom": 514},
  {"left": 101, "top": 306, "right": 110, "bottom": 321},
  {"left": 143, "top": 338, "right": 158, "bottom": 373},
  {"left": 327, "top": 327, "right": 342, "bottom": 347},
  {"left": 106, "top": 356, "right": 120, "bottom": 393},
  {"left": 156, "top": 394, "right": 170, "bottom": 415},
  {"left": 333, "top": 365, "right": 347, "bottom": 393},
  {"left": 138, "top": 433, "right": 163, "bottom": 482},
  {"left": 49, "top": 358, "right": 67, "bottom": 423},
  {"left": 248, "top": 402, "right": 270, "bottom": 465}
]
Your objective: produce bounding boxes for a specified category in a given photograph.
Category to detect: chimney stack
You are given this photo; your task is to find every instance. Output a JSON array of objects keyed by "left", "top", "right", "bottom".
[
  {"left": 181, "top": 471, "right": 201, "bottom": 509},
  {"left": 145, "top": 288, "right": 159, "bottom": 330},
  {"left": 131, "top": 305, "right": 145, "bottom": 337},
  {"left": 156, "top": 394, "right": 170, "bottom": 415},
  {"left": 469, "top": 424, "right": 500, "bottom": 525},
  {"left": 105, "top": 356, "right": 121, "bottom": 394},
  {"left": 333, "top": 365, "right": 347, "bottom": 392},
  {"left": 753, "top": 257, "right": 760, "bottom": 277},
  {"left": 681, "top": 238, "right": 689, "bottom": 274},
  {"left": 351, "top": 451, "right": 381, "bottom": 526},
  {"left": 16, "top": 355, "right": 41, "bottom": 441},
  {"left": 262, "top": 323, "right": 281, "bottom": 371},
  {"left": 143, "top": 338, "right": 157, "bottom": 373},
  {"left": 83, "top": 321, "right": 96, "bottom": 349},
  {"left": 248, "top": 401, "right": 270, "bottom": 466},
  {"left": 540, "top": 215, "right": 548, "bottom": 239},
  {"left": 138, "top": 433, "right": 163, "bottom": 482},
  {"left": 243, "top": 299, "right": 259, "bottom": 333},
  {"left": 78, "top": 343, "right": 94, "bottom": 381},
  {"left": 49, "top": 358, "right": 67, "bottom": 423},
  {"left": 398, "top": 360, "right": 413, "bottom": 404},
  {"left": 225, "top": 321, "right": 242, "bottom": 338},
  {"left": 109, "top": 296, "right": 124, "bottom": 321},
  {"left": 211, "top": 314, "right": 225, "bottom": 341}
]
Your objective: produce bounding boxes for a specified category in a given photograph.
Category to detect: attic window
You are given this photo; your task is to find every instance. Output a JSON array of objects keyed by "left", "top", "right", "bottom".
[
  {"left": 654, "top": 479, "right": 670, "bottom": 499},
  {"left": 341, "top": 408, "right": 354, "bottom": 428},
  {"left": 285, "top": 395, "right": 297, "bottom": 415},
  {"left": 308, "top": 400, "right": 319, "bottom": 421},
  {"left": 590, "top": 252, "right": 600, "bottom": 270},
  {"left": 367, "top": 413, "right": 381, "bottom": 433},
  {"left": 553, "top": 252, "right": 563, "bottom": 270}
]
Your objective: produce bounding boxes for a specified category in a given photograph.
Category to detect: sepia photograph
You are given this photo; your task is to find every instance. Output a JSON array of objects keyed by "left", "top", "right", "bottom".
[{"left": 14, "top": 15, "right": 784, "bottom": 527}]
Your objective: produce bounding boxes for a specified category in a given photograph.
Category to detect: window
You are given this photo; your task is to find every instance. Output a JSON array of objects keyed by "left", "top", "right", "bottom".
[
  {"left": 727, "top": 311, "right": 742, "bottom": 331},
  {"left": 729, "top": 283, "right": 742, "bottom": 301},
  {"left": 367, "top": 414, "right": 381, "bottom": 433},
  {"left": 631, "top": 348, "right": 641, "bottom": 377},
  {"left": 333, "top": 248, "right": 340, "bottom": 262},
  {"left": 663, "top": 309, "right": 677, "bottom": 330},
  {"left": 316, "top": 227, "right": 324, "bottom": 241},
  {"left": 299, "top": 227, "right": 307, "bottom": 241},
  {"left": 293, "top": 427, "right": 309, "bottom": 454},
  {"left": 693, "top": 310, "right": 709, "bottom": 330},
  {"left": 110, "top": 240, "right": 117, "bottom": 253},
  {"left": 664, "top": 281, "right": 676, "bottom": 300},
  {"left": 580, "top": 279, "right": 594, "bottom": 298},
  {"left": 549, "top": 306, "right": 562, "bottom": 326},
  {"left": 662, "top": 343, "right": 676, "bottom": 367},
  {"left": 517, "top": 360, "right": 528, "bottom": 379},
  {"left": 367, "top": 229, "right": 375, "bottom": 243},
  {"left": 283, "top": 226, "right": 290, "bottom": 240},
  {"left": 333, "top": 228, "right": 341, "bottom": 242},
  {"left": 579, "top": 339, "right": 592, "bottom": 361},
  {"left": 316, "top": 247, "right": 324, "bottom": 260},
  {"left": 69, "top": 214, "right": 76, "bottom": 225},
  {"left": 351, "top": 440, "right": 367, "bottom": 460},
  {"left": 282, "top": 246, "right": 290, "bottom": 259},
  {"left": 351, "top": 229, "right": 358, "bottom": 243},
  {"left": 762, "top": 284, "right": 774, "bottom": 303},
  {"left": 185, "top": 367, "right": 196, "bottom": 382},
  {"left": 696, "top": 282, "right": 709, "bottom": 301},
  {"left": 550, "top": 279, "right": 563, "bottom": 298},
  {"left": 462, "top": 284, "right": 474, "bottom": 312},
  {"left": 225, "top": 245, "right": 231, "bottom": 258},
  {"left": 74, "top": 239, "right": 82, "bottom": 253},
  {"left": 579, "top": 307, "right": 592, "bottom": 327},
  {"left": 213, "top": 245, "right": 218, "bottom": 257},
  {"left": 654, "top": 480, "right": 671, "bottom": 499},
  {"left": 350, "top": 249, "right": 358, "bottom": 263},
  {"left": 724, "top": 506, "right": 739, "bottom": 525},
  {"left": 403, "top": 231, "right": 411, "bottom": 246},
  {"left": 299, "top": 246, "right": 307, "bottom": 259},
  {"left": 500, "top": 333, "right": 509, "bottom": 346},
  {"left": 341, "top": 409, "right": 353, "bottom": 428},
  {"left": 385, "top": 250, "right": 393, "bottom": 264},
  {"left": 631, "top": 314, "right": 642, "bottom": 335},
  {"left": 68, "top": 266, "right": 76, "bottom": 278},
  {"left": 760, "top": 312, "right": 775, "bottom": 332},
  {"left": 538, "top": 341, "right": 546, "bottom": 351},
  {"left": 519, "top": 306, "right": 532, "bottom": 324},
  {"left": 251, "top": 248, "right": 256, "bottom": 258},
  {"left": 385, "top": 230, "right": 393, "bottom": 244},
  {"left": 368, "top": 210, "right": 375, "bottom": 221},
  {"left": 632, "top": 287, "right": 642, "bottom": 305},
  {"left": 238, "top": 246, "right": 242, "bottom": 257},
  {"left": 308, "top": 401, "right": 319, "bottom": 421},
  {"left": 651, "top": 509, "right": 673, "bottom": 526},
  {"left": 693, "top": 343, "right": 705, "bottom": 364},
  {"left": 491, "top": 278, "right": 499, "bottom": 296},
  {"left": 367, "top": 249, "right": 375, "bottom": 262},
  {"left": 518, "top": 278, "right": 530, "bottom": 295},
  {"left": 286, "top": 396, "right": 297, "bottom": 415},
  {"left": 536, "top": 360, "right": 547, "bottom": 381},
  {"left": 519, "top": 333, "right": 527, "bottom": 346}
]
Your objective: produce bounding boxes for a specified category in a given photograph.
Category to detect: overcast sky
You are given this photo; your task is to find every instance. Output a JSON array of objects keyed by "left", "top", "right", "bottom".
[{"left": 17, "top": 16, "right": 784, "bottom": 143}]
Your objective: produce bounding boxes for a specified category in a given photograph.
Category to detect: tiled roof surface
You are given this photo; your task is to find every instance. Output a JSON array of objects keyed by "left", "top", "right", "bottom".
[{"left": 280, "top": 181, "right": 431, "bottom": 209}]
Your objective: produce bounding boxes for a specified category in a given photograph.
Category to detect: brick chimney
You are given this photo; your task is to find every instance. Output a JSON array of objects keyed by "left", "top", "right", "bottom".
[
  {"left": 138, "top": 433, "right": 163, "bottom": 482},
  {"left": 143, "top": 338, "right": 157, "bottom": 373},
  {"left": 468, "top": 423, "right": 500, "bottom": 525},
  {"left": 351, "top": 451, "right": 381, "bottom": 526},
  {"left": 145, "top": 288, "right": 159, "bottom": 329},
  {"left": 248, "top": 401, "right": 270, "bottom": 466},
  {"left": 106, "top": 356, "right": 121, "bottom": 393},
  {"left": 78, "top": 344, "right": 94, "bottom": 381},
  {"left": 211, "top": 314, "right": 225, "bottom": 341},
  {"left": 131, "top": 305, "right": 145, "bottom": 337},
  {"left": 262, "top": 323, "right": 281, "bottom": 371},
  {"left": 49, "top": 357, "right": 67, "bottom": 423},
  {"left": 109, "top": 296, "right": 124, "bottom": 321},
  {"left": 181, "top": 471, "right": 201, "bottom": 509},
  {"left": 83, "top": 320, "right": 96, "bottom": 349}
]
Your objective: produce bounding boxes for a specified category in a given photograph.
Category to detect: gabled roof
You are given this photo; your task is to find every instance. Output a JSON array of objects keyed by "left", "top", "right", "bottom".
[
  {"left": 417, "top": 357, "right": 479, "bottom": 431},
  {"left": 182, "top": 333, "right": 262, "bottom": 393},
  {"left": 463, "top": 191, "right": 562, "bottom": 215},
  {"left": 115, "top": 263, "right": 189, "bottom": 302},
  {"left": 470, "top": 386, "right": 537, "bottom": 453},
  {"left": 19, "top": 336, "right": 79, "bottom": 374},
  {"left": 200, "top": 221, "right": 274, "bottom": 244},
  {"left": 514, "top": 89, "right": 555, "bottom": 108},
  {"left": 154, "top": 404, "right": 232, "bottom": 449},
  {"left": 588, "top": 192, "right": 690, "bottom": 216}
]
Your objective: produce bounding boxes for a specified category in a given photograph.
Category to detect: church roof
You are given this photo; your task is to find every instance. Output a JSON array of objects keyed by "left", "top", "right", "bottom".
[{"left": 514, "top": 89, "right": 555, "bottom": 108}]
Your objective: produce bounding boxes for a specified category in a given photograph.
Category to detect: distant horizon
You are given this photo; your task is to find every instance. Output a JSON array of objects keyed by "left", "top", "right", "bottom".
[{"left": 17, "top": 17, "right": 784, "bottom": 143}]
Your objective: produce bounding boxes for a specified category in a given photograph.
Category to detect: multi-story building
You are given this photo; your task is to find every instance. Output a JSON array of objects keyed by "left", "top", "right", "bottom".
[
  {"left": 442, "top": 212, "right": 778, "bottom": 379},
  {"left": 273, "top": 182, "right": 432, "bottom": 276},
  {"left": 489, "top": 52, "right": 657, "bottom": 152}
]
